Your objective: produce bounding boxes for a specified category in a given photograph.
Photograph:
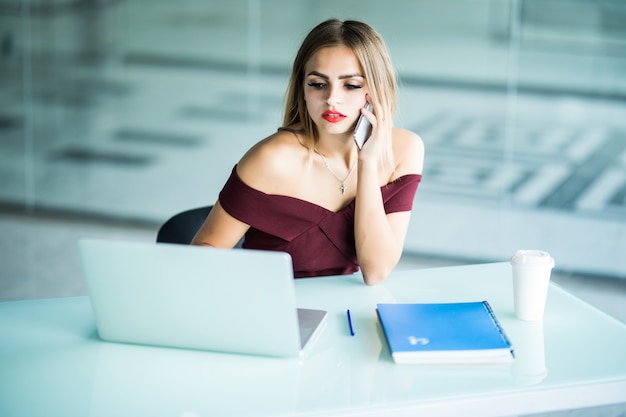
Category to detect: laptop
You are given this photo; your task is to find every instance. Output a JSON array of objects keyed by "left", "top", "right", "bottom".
[{"left": 78, "top": 238, "right": 327, "bottom": 358}]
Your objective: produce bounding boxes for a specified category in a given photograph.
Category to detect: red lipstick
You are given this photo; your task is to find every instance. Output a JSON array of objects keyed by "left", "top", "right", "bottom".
[{"left": 322, "top": 110, "right": 347, "bottom": 123}]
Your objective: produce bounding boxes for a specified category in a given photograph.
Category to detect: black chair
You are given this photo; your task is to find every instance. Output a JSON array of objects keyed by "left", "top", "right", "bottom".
[
  {"left": 157, "top": 205, "right": 245, "bottom": 248},
  {"left": 156, "top": 206, "right": 213, "bottom": 244}
]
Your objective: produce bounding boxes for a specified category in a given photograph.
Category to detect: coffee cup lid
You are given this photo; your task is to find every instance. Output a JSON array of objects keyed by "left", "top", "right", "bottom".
[{"left": 510, "top": 250, "right": 555, "bottom": 267}]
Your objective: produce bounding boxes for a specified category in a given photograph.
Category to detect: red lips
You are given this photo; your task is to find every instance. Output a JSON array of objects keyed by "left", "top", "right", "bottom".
[{"left": 322, "top": 110, "right": 347, "bottom": 123}]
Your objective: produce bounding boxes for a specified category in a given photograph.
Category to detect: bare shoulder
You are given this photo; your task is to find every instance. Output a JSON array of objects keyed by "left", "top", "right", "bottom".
[
  {"left": 236, "top": 129, "right": 307, "bottom": 192},
  {"left": 392, "top": 127, "right": 424, "bottom": 177}
]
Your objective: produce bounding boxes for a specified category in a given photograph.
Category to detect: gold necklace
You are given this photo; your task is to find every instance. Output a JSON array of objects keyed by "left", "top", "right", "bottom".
[{"left": 314, "top": 147, "right": 357, "bottom": 195}]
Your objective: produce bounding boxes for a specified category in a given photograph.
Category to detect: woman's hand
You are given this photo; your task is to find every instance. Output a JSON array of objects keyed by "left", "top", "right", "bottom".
[{"left": 357, "top": 95, "right": 391, "bottom": 166}]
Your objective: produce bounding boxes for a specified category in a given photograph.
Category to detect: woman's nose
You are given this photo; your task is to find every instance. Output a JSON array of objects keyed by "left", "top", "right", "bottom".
[{"left": 326, "top": 86, "right": 342, "bottom": 106}]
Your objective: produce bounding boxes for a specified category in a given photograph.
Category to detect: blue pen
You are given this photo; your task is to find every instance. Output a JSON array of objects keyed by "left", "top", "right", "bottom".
[{"left": 346, "top": 309, "right": 355, "bottom": 336}]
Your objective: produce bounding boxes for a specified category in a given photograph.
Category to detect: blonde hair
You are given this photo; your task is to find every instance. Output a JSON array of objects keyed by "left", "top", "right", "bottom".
[{"left": 282, "top": 19, "right": 397, "bottom": 167}]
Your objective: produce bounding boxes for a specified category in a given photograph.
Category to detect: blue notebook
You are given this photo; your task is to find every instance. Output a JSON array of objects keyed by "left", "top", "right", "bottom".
[{"left": 377, "top": 302, "right": 514, "bottom": 365}]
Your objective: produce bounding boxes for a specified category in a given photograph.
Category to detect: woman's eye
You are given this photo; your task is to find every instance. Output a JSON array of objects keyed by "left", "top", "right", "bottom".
[
  {"left": 307, "top": 82, "right": 326, "bottom": 89},
  {"left": 346, "top": 84, "right": 363, "bottom": 90}
]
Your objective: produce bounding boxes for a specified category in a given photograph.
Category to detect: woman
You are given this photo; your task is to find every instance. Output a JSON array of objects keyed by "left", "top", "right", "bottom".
[{"left": 191, "top": 19, "right": 424, "bottom": 285}]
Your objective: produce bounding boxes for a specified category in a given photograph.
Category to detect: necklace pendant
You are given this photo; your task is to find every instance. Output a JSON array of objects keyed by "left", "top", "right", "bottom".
[{"left": 340, "top": 184, "right": 346, "bottom": 195}]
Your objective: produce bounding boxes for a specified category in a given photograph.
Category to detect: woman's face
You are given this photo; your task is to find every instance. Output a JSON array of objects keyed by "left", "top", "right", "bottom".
[{"left": 303, "top": 46, "right": 369, "bottom": 138}]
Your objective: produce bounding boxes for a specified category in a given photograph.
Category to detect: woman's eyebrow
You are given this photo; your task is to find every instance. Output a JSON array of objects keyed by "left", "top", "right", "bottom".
[{"left": 306, "top": 70, "right": 364, "bottom": 80}]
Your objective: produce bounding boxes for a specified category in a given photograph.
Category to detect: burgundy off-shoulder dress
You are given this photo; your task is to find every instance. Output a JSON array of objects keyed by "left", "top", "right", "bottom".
[{"left": 218, "top": 166, "right": 421, "bottom": 278}]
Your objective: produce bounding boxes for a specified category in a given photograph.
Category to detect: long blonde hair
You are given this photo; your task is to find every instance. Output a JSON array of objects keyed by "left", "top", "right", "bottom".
[{"left": 282, "top": 19, "right": 397, "bottom": 167}]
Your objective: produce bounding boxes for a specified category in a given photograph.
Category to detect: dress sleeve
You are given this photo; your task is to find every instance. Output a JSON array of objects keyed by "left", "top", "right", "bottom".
[
  {"left": 218, "top": 166, "right": 289, "bottom": 232},
  {"left": 219, "top": 166, "right": 421, "bottom": 226},
  {"left": 218, "top": 166, "right": 328, "bottom": 241},
  {"left": 382, "top": 174, "right": 422, "bottom": 214}
]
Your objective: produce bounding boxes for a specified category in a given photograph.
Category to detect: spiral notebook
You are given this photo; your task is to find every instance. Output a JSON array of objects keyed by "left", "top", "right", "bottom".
[
  {"left": 377, "top": 301, "right": 514, "bottom": 365},
  {"left": 78, "top": 238, "right": 327, "bottom": 358}
]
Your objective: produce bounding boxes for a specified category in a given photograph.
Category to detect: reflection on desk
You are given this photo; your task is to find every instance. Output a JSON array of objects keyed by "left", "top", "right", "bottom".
[{"left": 1, "top": 263, "right": 625, "bottom": 417}]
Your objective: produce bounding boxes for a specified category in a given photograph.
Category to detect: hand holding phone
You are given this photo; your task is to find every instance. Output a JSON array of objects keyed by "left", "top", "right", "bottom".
[{"left": 353, "top": 103, "right": 373, "bottom": 149}]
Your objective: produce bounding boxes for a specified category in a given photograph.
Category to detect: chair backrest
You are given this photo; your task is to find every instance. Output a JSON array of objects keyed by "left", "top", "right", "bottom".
[
  {"left": 156, "top": 206, "right": 213, "bottom": 244},
  {"left": 156, "top": 206, "right": 244, "bottom": 248}
]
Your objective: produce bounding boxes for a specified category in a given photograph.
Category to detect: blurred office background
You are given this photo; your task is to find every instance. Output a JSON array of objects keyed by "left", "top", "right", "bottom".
[
  {"left": 1, "top": 1, "right": 626, "bottom": 308},
  {"left": 1, "top": 2, "right": 626, "bottom": 415}
]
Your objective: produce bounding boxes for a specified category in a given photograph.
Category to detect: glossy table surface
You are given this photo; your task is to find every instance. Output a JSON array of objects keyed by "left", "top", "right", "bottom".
[{"left": 1, "top": 263, "right": 625, "bottom": 417}]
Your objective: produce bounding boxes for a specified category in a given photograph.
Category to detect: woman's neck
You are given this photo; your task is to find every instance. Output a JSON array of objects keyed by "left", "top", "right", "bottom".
[{"left": 315, "top": 134, "right": 357, "bottom": 167}]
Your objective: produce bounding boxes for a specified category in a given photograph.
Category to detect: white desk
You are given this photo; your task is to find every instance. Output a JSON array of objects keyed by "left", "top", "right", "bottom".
[{"left": 1, "top": 263, "right": 625, "bottom": 417}]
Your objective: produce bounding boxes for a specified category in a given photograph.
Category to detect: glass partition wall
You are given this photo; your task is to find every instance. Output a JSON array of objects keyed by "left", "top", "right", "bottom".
[{"left": 1, "top": 0, "right": 625, "bottom": 300}]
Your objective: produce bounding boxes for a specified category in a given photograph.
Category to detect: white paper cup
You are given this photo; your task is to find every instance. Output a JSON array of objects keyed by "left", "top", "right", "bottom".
[{"left": 510, "top": 250, "right": 555, "bottom": 321}]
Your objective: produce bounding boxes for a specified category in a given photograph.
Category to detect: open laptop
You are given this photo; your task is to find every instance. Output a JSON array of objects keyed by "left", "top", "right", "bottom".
[{"left": 78, "top": 238, "right": 327, "bottom": 358}]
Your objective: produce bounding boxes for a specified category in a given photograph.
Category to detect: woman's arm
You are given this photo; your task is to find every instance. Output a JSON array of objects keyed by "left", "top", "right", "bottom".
[
  {"left": 191, "top": 130, "right": 298, "bottom": 249},
  {"left": 190, "top": 200, "right": 250, "bottom": 248},
  {"left": 354, "top": 128, "right": 424, "bottom": 285}
]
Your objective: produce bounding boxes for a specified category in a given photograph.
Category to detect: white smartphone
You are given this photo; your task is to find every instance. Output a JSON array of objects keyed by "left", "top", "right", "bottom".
[{"left": 353, "top": 103, "right": 373, "bottom": 149}]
